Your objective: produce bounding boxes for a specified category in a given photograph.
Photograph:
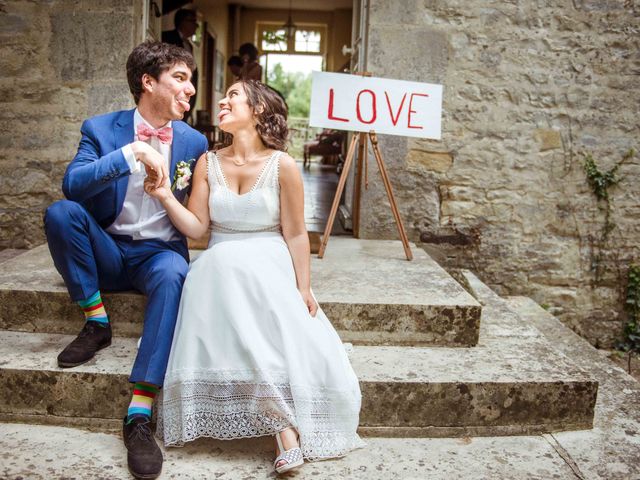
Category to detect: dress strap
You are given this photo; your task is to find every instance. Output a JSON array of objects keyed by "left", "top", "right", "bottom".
[
  {"left": 206, "top": 151, "right": 226, "bottom": 188},
  {"left": 205, "top": 151, "right": 215, "bottom": 184},
  {"left": 255, "top": 151, "right": 282, "bottom": 190}
]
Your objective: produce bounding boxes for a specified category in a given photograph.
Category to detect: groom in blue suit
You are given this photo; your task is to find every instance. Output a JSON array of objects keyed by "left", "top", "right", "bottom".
[{"left": 44, "top": 41, "right": 207, "bottom": 479}]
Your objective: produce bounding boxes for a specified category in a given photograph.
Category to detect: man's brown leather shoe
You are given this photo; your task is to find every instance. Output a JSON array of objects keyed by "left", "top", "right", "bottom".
[
  {"left": 123, "top": 416, "right": 163, "bottom": 479},
  {"left": 57, "top": 321, "right": 112, "bottom": 367}
]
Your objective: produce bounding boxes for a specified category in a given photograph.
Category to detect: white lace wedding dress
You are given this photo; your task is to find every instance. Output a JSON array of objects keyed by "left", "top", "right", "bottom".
[{"left": 158, "top": 150, "right": 365, "bottom": 460}]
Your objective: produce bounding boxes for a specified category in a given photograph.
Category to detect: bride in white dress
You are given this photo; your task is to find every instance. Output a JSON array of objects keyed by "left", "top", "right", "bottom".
[{"left": 144, "top": 80, "right": 364, "bottom": 473}]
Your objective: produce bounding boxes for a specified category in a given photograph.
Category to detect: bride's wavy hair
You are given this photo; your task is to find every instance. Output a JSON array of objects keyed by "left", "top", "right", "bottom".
[{"left": 241, "top": 80, "right": 289, "bottom": 151}]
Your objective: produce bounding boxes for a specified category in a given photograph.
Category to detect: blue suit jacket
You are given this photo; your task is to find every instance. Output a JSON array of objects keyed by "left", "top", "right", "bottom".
[{"left": 62, "top": 109, "right": 208, "bottom": 237}]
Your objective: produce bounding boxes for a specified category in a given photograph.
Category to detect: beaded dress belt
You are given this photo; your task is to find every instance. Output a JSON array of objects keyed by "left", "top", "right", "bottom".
[{"left": 211, "top": 222, "right": 281, "bottom": 234}]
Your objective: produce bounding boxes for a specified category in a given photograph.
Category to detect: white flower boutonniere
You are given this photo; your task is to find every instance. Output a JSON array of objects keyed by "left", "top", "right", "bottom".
[{"left": 171, "top": 159, "right": 195, "bottom": 191}]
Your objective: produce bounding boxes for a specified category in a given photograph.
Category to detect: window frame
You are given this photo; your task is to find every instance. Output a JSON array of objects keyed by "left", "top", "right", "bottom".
[{"left": 256, "top": 22, "right": 328, "bottom": 56}]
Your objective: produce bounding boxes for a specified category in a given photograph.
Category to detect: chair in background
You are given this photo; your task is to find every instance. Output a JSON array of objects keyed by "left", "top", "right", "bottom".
[{"left": 303, "top": 129, "right": 345, "bottom": 170}]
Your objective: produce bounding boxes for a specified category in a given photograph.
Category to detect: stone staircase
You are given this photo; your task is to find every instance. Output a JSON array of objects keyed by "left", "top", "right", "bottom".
[{"left": 0, "top": 238, "right": 597, "bottom": 439}]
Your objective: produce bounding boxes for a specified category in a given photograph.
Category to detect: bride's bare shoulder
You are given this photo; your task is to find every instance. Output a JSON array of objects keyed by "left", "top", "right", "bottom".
[
  {"left": 277, "top": 152, "right": 302, "bottom": 186},
  {"left": 277, "top": 152, "right": 297, "bottom": 169}
]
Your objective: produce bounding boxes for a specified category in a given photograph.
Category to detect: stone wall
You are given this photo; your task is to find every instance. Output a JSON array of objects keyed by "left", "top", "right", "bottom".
[
  {"left": 361, "top": 0, "right": 640, "bottom": 347},
  {"left": 0, "top": 0, "right": 136, "bottom": 248}
]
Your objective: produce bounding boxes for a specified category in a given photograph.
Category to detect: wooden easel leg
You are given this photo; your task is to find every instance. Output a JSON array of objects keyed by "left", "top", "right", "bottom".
[
  {"left": 368, "top": 131, "right": 413, "bottom": 261},
  {"left": 352, "top": 132, "right": 367, "bottom": 238},
  {"left": 364, "top": 135, "right": 369, "bottom": 189},
  {"left": 318, "top": 134, "right": 359, "bottom": 258}
]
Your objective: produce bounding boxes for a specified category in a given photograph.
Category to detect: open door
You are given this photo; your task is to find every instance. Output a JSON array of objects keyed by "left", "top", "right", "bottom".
[
  {"left": 350, "top": 0, "right": 369, "bottom": 73},
  {"left": 340, "top": 0, "right": 370, "bottom": 235}
]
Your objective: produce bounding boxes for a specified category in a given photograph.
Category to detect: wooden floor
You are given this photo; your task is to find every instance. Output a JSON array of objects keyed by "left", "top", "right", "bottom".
[{"left": 299, "top": 160, "right": 347, "bottom": 235}]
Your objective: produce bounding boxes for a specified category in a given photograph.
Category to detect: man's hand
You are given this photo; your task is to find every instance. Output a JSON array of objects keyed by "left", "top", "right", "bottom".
[{"left": 130, "top": 141, "right": 169, "bottom": 189}]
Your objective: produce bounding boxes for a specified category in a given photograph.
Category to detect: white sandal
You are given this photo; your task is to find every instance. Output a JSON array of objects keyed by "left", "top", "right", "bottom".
[{"left": 273, "top": 431, "right": 304, "bottom": 474}]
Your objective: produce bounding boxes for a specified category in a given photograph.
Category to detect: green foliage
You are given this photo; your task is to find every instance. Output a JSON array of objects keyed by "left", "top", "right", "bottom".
[
  {"left": 582, "top": 149, "right": 640, "bottom": 365},
  {"left": 582, "top": 149, "right": 635, "bottom": 282},
  {"left": 583, "top": 152, "right": 623, "bottom": 201},
  {"left": 264, "top": 30, "right": 287, "bottom": 46},
  {"left": 618, "top": 265, "right": 640, "bottom": 354},
  {"left": 267, "top": 63, "right": 313, "bottom": 118}
]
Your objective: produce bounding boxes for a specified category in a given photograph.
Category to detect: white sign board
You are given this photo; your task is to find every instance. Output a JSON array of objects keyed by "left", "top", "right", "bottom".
[{"left": 309, "top": 72, "right": 443, "bottom": 139}]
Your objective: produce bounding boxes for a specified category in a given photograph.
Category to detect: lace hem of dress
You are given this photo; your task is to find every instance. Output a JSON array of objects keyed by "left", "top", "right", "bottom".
[{"left": 158, "top": 376, "right": 365, "bottom": 460}]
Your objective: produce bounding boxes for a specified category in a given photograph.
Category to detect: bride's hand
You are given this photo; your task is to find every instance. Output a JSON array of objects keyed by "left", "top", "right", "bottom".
[
  {"left": 143, "top": 175, "right": 172, "bottom": 202},
  {"left": 300, "top": 289, "right": 318, "bottom": 317}
]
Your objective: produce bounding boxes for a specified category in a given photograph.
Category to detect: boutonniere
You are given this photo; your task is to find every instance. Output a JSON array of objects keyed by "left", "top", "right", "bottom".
[{"left": 171, "top": 159, "right": 195, "bottom": 191}]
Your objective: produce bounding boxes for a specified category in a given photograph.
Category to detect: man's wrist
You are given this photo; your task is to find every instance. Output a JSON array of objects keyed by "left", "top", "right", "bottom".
[{"left": 122, "top": 144, "right": 140, "bottom": 173}]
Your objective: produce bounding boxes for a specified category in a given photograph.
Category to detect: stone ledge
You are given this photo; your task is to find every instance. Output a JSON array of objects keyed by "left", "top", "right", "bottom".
[
  {"left": 0, "top": 248, "right": 27, "bottom": 264},
  {"left": 505, "top": 296, "right": 640, "bottom": 480},
  {"left": 3, "top": 294, "right": 638, "bottom": 478},
  {"left": 0, "top": 239, "right": 482, "bottom": 347},
  {"left": 0, "top": 423, "right": 578, "bottom": 479},
  {"left": 0, "top": 325, "right": 596, "bottom": 436}
]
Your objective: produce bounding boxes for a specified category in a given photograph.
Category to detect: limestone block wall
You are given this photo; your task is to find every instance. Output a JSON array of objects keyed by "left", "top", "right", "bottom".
[
  {"left": 361, "top": 0, "right": 640, "bottom": 347},
  {"left": 0, "top": 0, "right": 137, "bottom": 248}
]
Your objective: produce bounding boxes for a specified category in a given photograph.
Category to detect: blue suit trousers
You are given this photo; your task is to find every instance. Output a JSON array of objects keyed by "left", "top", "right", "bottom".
[{"left": 44, "top": 199, "right": 189, "bottom": 387}]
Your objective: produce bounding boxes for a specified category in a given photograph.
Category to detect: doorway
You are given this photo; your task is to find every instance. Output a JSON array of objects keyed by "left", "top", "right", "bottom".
[
  {"left": 158, "top": 1, "right": 361, "bottom": 248},
  {"left": 260, "top": 52, "right": 341, "bottom": 234},
  {"left": 252, "top": 18, "right": 348, "bottom": 235}
]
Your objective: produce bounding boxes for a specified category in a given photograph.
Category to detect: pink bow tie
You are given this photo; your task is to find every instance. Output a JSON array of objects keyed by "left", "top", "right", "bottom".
[{"left": 136, "top": 124, "right": 173, "bottom": 144}]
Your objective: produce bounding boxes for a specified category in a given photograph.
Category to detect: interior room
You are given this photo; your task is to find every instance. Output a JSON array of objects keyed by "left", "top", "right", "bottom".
[{"left": 161, "top": 0, "right": 355, "bottom": 238}]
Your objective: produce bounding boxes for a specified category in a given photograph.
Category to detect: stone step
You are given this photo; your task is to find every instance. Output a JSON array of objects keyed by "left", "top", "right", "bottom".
[
  {"left": 0, "top": 422, "right": 583, "bottom": 479},
  {"left": 2, "top": 293, "right": 633, "bottom": 479},
  {"left": 0, "top": 239, "right": 482, "bottom": 347},
  {"left": 0, "top": 287, "right": 596, "bottom": 437},
  {"left": 0, "top": 248, "right": 27, "bottom": 265}
]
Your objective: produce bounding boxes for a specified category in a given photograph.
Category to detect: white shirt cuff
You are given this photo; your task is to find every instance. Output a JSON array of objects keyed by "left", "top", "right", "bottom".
[{"left": 122, "top": 144, "right": 140, "bottom": 173}]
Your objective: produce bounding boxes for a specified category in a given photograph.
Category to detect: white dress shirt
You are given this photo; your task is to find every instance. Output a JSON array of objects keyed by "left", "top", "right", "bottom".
[{"left": 106, "top": 109, "right": 180, "bottom": 241}]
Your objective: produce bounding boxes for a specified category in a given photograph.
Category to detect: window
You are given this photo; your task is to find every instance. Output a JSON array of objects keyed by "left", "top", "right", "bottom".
[
  {"left": 257, "top": 23, "right": 326, "bottom": 55},
  {"left": 295, "top": 30, "right": 321, "bottom": 53},
  {"left": 261, "top": 28, "right": 288, "bottom": 52}
]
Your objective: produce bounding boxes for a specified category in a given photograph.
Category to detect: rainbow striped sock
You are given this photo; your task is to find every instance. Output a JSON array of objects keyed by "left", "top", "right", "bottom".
[
  {"left": 78, "top": 291, "right": 109, "bottom": 326},
  {"left": 126, "top": 382, "right": 159, "bottom": 423}
]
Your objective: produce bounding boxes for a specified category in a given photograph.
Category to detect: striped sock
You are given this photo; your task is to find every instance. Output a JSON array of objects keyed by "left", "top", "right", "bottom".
[
  {"left": 78, "top": 291, "right": 109, "bottom": 326},
  {"left": 126, "top": 382, "right": 159, "bottom": 423}
]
